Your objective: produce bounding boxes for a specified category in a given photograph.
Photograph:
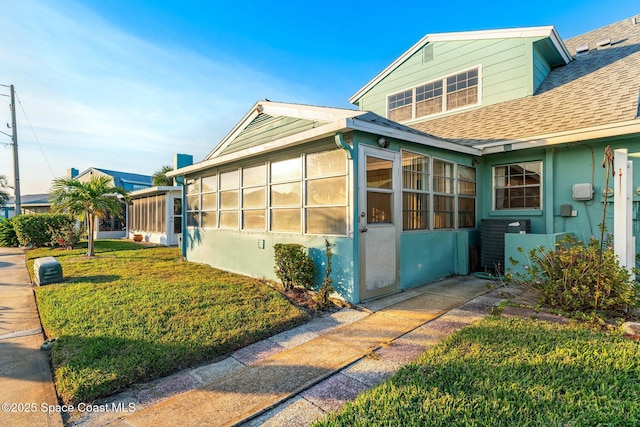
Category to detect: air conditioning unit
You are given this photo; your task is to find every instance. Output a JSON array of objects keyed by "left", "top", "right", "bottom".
[{"left": 480, "top": 219, "right": 530, "bottom": 272}]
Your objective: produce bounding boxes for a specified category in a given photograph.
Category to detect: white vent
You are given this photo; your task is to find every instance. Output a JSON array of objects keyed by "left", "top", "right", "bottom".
[
  {"left": 575, "top": 44, "right": 589, "bottom": 56},
  {"left": 596, "top": 37, "right": 611, "bottom": 50}
]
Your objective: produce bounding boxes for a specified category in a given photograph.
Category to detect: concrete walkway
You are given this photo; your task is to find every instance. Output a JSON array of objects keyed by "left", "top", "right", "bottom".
[
  {"left": 0, "top": 245, "right": 510, "bottom": 427},
  {"left": 0, "top": 247, "right": 62, "bottom": 427},
  {"left": 91, "top": 276, "right": 506, "bottom": 427}
]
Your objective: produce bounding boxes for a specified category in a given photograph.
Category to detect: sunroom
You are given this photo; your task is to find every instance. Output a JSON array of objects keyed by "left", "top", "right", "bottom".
[{"left": 169, "top": 101, "right": 480, "bottom": 303}]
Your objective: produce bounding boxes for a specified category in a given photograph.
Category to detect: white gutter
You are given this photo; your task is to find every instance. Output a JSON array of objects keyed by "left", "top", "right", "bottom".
[
  {"left": 168, "top": 113, "right": 482, "bottom": 178},
  {"left": 347, "top": 118, "right": 481, "bottom": 156},
  {"left": 167, "top": 120, "right": 349, "bottom": 177},
  {"left": 477, "top": 119, "right": 640, "bottom": 154}
]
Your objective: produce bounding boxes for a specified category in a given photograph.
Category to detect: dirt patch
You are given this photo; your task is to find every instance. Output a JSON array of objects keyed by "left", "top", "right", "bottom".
[{"left": 278, "top": 286, "right": 353, "bottom": 317}]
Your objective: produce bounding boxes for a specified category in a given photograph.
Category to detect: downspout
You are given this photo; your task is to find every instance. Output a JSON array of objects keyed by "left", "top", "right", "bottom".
[
  {"left": 335, "top": 132, "right": 353, "bottom": 159},
  {"left": 181, "top": 179, "right": 187, "bottom": 259},
  {"left": 335, "top": 130, "right": 358, "bottom": 302}
]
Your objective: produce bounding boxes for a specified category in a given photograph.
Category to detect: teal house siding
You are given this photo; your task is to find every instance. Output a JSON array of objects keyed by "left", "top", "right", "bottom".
[
  {"left": 481, "top": 136, "right": 640, "bottom": 269},
  {"left": 354, "top": 36, "right": 549, "bottom": 119},
  {"left": 186, "top": 228, "right": 357, "bottom": 302},
  {"left": 532, "top": 43, "right": 552, "bottom": 92}
]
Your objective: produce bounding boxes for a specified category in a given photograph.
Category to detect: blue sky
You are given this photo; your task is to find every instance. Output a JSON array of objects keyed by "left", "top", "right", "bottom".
[{"left": 0, "top": 0, "right": 638, "bottom": 194}]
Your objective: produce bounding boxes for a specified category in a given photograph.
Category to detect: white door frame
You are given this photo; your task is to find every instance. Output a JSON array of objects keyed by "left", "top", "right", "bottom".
[{"left": 358, "top": 145, "right": 401, "bottom": 300}]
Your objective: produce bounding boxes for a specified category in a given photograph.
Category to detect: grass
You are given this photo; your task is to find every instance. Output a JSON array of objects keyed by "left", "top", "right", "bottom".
[
  {"left": 28, "top": 240, "right": 308, "bottom": 404},
  {"left": 316, "top": 316, "right": 640, "bottom": 426}
]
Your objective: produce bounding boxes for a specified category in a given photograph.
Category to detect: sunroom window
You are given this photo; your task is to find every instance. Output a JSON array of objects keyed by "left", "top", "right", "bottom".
[
  {"left": 200, "top": 174, "right": 217, "bottom": 228},
  {"left": 242, "top": 164, "right": 266, "bottom": 230},
  {"left": 270, "top": 157, "right": 302, "bottom": 233},
  {"left": 185, "top": 179, "right": 200, "bottom": 227},
  {"left": 401, "top": 151, "right": 475, "bottom": 231},
  {"left": 402, "top": 151, "right": 430, "bottom": 230},
  {"left": 305, "top": 149, "right": 347, "bottom": 235},
  {"left": 219, "top": 170, "right": 239, "bottom": 229},
  {"left": 185, "top": 148, "right": 348, "bottom": 236},
  {"left": 433, "top": 160, "right": 455, "bottom": 229}
]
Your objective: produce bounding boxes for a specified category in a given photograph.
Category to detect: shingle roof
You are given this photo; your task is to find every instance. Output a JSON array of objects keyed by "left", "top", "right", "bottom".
[
  {"left": 354, "top": 112, "right": 440, "bottom": 138},
  {"left": 410, "top": 15, "right": 640, "bottom": 146}
]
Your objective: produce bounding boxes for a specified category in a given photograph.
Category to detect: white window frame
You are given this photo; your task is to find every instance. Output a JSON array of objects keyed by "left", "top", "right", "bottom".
[
  {"left": 386, "top": 65, "right": 482, "bottom": 123},
  {"left": 492, "top": 161, "right": 543, "bottom": 211},
  {"left": 401, "top": 150, "right": 431, "bottom": 231}
]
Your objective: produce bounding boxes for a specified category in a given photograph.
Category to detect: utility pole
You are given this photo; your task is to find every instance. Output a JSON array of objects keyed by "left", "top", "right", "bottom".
[{"left": 9, "top": 85, "right": 20, "bottom": 215}]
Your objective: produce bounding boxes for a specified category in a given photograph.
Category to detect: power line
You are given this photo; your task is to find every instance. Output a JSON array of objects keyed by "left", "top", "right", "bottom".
[{"left": 15, "top": 91, "right": 56, "bottom": 179}]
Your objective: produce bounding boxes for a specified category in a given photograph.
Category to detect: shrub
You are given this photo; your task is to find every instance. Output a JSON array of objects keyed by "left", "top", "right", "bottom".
[
  {"left": 510, "top": 234, "right": 638, "bottom": 318},
  {"left": 314, "top": 239, "right": 335, "bottom": 308},
  {"left": 273, "top": 243, "right": 316, "bottom": 291},
  {"left": 49, "top": 220, "right": 82, "bottom": 248},
  {"left": 0, "top": 217, "right": 18, "bottom": 247},
  {"left": 12, "top": 214, "right": 77, "bottom": 247}
]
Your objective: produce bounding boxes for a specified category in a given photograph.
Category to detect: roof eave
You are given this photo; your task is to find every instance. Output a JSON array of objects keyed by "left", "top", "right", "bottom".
[
  {"left": 477, "top": 119, "right": 640, "bottom": 154},
  {"left": 169, "top": 115, "right": 480, "bottom": 177},
  {"left": 129, "top": 186, "right": 181, "bottom": 197},
  {"left": 168, "top": 120, "right": 351, "bottom": 177},
  {"left": 347, "top": 118, "right": 481, "bottom": 155}
]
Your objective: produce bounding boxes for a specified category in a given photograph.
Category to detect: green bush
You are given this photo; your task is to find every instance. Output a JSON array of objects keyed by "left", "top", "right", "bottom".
[
  {"left": 12, "top": 214, "right": 77, "bottom": 247},
  {"left": 273, "top": 243, "right": 316, "bottom": 291},
  {"left": 510, "top": 235, "right": 638, "bottom": 317},
  {"left": 0, "top": 217, "right": 18, "bottom": 247}
]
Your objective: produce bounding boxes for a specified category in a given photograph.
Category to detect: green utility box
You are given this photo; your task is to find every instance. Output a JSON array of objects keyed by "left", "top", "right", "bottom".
[{"left": 33, "top": 257, "right": 63, "bottom": 286}]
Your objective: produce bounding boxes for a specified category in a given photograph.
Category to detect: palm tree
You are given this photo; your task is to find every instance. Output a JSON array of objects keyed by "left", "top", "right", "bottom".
[
  {"left": 0, "top": 175, "right": 11, "bottom": 207},
  {"left": 152, "top": 165, "right": 174, "bottom": 186},
  {"left": 51, "top": 176, "right": 129, "bottom": 257}
]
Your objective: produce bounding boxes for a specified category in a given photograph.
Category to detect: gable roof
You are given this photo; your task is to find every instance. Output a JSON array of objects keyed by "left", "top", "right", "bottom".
[
  {"left": 408, "top": 15, "right": 640, "bottom": 152},
  {"left": 76, "top": 167, "right": 153, "bottom": 189},
  {"left": 204, "top": 101, "right": 363, "bottom": 160},
  {"left": 349, "top": 26, "right": 572, "bottom": 105},
  {"left": 169, "top": 101, "right": 479, "bottom": 178}
]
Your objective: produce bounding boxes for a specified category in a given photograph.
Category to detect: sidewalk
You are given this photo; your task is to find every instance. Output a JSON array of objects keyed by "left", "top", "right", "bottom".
[
  {"left": 75, "top": 275, "right": 507, "bottom": 427},
  {"left": 0, "top": 247, "right": 63, "bottom": 427}
]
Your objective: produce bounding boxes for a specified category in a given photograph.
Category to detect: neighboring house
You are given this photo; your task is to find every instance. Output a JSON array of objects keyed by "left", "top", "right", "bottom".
[
  {"left": 170, "top": 15, "right": 640, "bottom": 303},
  {"left": 127, "top": 186, "right": 183, "bottom": 246},
  {"left": 73, "top": 167, "right": 153, "bottom": 239},
  {"left": 3, "top": 193, "right": 52, "bottom": 218}
]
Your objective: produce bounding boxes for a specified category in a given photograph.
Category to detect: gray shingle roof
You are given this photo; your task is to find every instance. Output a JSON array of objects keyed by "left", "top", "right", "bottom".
[{"left": 410, "top": 15, "right": 640, "bottom": 146}]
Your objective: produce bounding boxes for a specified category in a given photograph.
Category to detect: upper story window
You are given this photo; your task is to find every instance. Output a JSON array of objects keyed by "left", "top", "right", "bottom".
[
  {"left": 493, "top": 161, "right": 542, "bottom": 210},
  {"left": 387, "top": 90, "right": 413, "bottom": 122},
  {"left": 388, "top": 66, "right": 480, "bottom": 122}
]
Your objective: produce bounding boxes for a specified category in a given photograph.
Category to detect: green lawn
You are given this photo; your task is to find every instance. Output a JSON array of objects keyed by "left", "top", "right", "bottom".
[
  {"left": 316, "top": 316, "right": 640, "bottom": 427},
  {"left": 28, "top": 241, "right": 308, "bottom": 404}
]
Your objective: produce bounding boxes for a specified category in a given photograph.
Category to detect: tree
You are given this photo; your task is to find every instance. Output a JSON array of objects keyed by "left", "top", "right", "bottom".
[
  {"left": 51, "top": 176, "right": 129, "bottom": 257},
  {"left": 0, "top": 174, "right": 11, "bottom": 207},
  {"left": 152, "top": 165, "right": 174, "bottom": 186}
]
